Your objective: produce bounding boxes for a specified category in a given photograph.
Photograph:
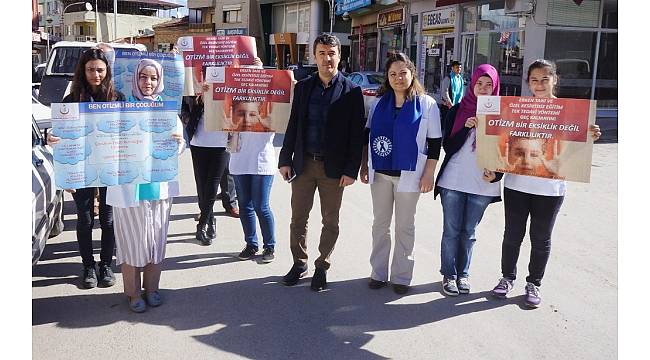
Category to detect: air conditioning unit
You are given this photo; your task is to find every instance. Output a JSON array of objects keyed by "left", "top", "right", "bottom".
[{"left": 504, "top": 0, "right": 534, "bottom": 14}]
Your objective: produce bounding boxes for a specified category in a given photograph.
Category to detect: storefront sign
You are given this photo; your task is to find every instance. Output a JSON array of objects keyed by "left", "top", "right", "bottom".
[
  {"left": 216, "top": 28, "right": 248, "bottom": 36},
  {"left": 427, "top": 48, "right": 440, "bottom": 57},
  {"left": 335, "top": 0, "right": 372, "bottom": 16},
  {"left": 422, "top": 8, "right": 456, "bottom": 31},
  {"left": 378, "top": 8, "right": 405, "bottom": 28}
]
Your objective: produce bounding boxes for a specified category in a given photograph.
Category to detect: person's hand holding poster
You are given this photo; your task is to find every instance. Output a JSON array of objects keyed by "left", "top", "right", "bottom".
[
  {"left": 203, "top": 67, "right": 294, "bottom": 133},
  {"left": 176, "top": 36, "right": 257, "bottom": 96},
  {"left": 475, "top": 96, "right": 596, "bottom": 183},
  {"left": 50, "top": 101, "right": 180, "bottom": 189}
]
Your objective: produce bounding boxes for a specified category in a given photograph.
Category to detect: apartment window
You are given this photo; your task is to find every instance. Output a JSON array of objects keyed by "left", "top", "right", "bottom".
[
  {"left": 189, "top": 9, "right": 202, "bottom": 24},
  {"left": 224, "top": 10, "right": 242, "bottom": 24}
]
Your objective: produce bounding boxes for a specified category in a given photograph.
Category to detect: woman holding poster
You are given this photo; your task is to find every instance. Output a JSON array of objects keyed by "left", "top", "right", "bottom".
[
  {"left": 359, "top": 52, "right": 442, "bottom": 295},
  {"left": 433, "top": 64, "right": 503, "bottom": 297},
  {"left": 491, "top": 59, "right": 601, "bottom": 308},
  {"left": 48, "top": 48, "right": 126, "bottom": 290},
  {"left": 228, "top": 58, "right": 278, "bottom": 263},
  {"left": 106, "top": 58, "right": 185, "bottom": 313}
]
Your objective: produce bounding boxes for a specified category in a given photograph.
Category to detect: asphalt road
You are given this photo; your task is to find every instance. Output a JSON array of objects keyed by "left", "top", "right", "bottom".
[{"left": 32, "top": 140, "right": 617, "bottom": 359}]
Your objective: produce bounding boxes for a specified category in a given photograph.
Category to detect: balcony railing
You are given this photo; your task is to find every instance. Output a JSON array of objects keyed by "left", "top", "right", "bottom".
[
  {"left": 75, "top": 35, "right": 96, "bottom": 42},
  {"left": 189, "top": 23, "right": 214, "bottom": 33}
]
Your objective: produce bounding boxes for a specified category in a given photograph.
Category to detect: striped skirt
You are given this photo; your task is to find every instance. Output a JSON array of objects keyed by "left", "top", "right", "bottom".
[{"left": 113, "top": 198, "right": 173, "bottom": 267}]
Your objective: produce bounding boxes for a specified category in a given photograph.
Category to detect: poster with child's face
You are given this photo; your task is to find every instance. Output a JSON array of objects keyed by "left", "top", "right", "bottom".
[
  {"left": 475, "top": 96, "right": 596, "bottom": 183},
  {"left": 203, "top": 67, "right": 294, "bottom": 133},
  {"left": 176, "top": 36, "right": 258, "bottom": 96}
]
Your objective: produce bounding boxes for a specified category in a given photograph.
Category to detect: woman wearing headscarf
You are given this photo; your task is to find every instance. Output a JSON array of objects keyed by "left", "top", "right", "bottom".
[
  {"left": 434, "top": 64, "right": 503, "bottom": 297},
  {"left": 106, "top": 58, "right": 185, "bottom": 313}
]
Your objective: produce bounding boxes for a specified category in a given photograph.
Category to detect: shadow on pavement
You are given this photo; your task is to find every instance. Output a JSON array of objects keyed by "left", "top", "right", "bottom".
[{"left": 33, "top": 275, "right": 519, "bottom": 358}]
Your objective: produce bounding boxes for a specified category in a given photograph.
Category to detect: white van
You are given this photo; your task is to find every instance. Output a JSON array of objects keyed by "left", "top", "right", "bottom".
[{"left": 38, "top": 41, "right": 146, "bottom": 106}]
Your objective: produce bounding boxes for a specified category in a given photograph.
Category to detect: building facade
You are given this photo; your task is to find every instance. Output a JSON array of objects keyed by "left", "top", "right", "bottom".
[{"left": 340, "top": 0, "right": 617, "bottom": 116}]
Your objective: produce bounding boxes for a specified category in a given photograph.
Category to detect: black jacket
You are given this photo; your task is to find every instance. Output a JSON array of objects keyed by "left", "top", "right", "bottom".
[
  {"left": 180, "top": 96, "right": 203, "bottom": 141},
  {"left": 278, "top": 72, "right": 365, "bottom": 179},
  {"left": 62, "top": 90, "right": 126, "bottom": 103},
  {"left": 434, "top": 104, "right": 503, "bottom": 202}
]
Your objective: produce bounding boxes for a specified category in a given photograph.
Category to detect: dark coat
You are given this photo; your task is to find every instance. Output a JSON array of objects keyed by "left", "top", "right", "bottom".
[
  {"left": 434, "top": 104, "right": 503, "bottom": 202},
  {"left": 62, "top": 90, "right": 126, "bottom": 103},
  {"left": 278, "top": 72, "right": 365, "bottom": 179}
]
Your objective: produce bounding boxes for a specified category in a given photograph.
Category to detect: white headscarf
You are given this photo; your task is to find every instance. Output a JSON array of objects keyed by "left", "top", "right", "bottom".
[{"left": 132, "top": 59, "right": 164, "bottom": 100}]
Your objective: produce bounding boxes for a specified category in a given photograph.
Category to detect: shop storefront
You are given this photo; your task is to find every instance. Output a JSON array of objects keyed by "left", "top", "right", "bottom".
[
  {"left": 427, "top": 0, "right": 617, "bottom": 110},
  {"left": 377, "top": 6, "right": 407, "bottom": 72},
  {"left": 419, "top": 6, "right": 458, "bottom": 98}
]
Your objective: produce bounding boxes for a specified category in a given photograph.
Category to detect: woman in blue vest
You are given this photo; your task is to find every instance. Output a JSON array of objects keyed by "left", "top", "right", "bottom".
[{"left": 360, "top": 52, "right": 442, "bottom": 295}]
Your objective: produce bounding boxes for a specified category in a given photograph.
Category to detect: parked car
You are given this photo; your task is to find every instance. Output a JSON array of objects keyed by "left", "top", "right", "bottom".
[
  {"left": 38, "top": 41, "right": 146, "bottom": 106},
  {"left": 347, "top": 71, "right": 385, "bottom": 118},
  {"left": 32, "top": 95, "right": 51, "bottom": 131},
  {"left": 32, "top": 116, "right": 64, "bottom": 265},
  {"left": 288, "top": 64, "right": 319, "bottom": 82}
]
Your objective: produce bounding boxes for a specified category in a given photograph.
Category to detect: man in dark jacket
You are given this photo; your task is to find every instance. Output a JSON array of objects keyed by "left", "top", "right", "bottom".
[{"left": 278, "top": 33, "right": 365, "bottom": 291}]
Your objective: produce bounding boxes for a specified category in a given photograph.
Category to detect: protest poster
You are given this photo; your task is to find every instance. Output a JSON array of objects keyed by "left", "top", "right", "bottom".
[
  {"left": 176, "top": 36, "right": 258, "bottom": 96},
  {"left": 112, "top": 50, "right": 184, "bottom": 112},
  {"left": 203, "top": 66, "right": 294, "bottom": 133},
  {"left": 475, "top": 96, "right": 596, "bottom": 183},
  {"left": 50, "top": 101, "right": 180, "bottom": 189}
]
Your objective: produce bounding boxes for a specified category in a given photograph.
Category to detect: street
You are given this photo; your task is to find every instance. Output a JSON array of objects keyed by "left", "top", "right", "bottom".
[{"left": 32, "top": 140, "right": 617, "bottom": 360}]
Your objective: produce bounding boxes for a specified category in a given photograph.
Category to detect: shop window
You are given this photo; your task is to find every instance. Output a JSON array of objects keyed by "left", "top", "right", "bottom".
[
  {"left": 595, "top": 32, "right": 617, "bottom": 107},
  {"left": 272, "top": 5, "right": 285, "bottom": 33},
  {"left": 286, "top": 4, "right": 298, "bottom": 33},
  {"left": 601, "top": 0, "right": 617, "bottom": 29},
  {"left": 547, "top": 0, "right": 601, "bottom": 27},
  {"left": 477, "top": 1, "right": 519, "bottom": 31},
  {"left": 223, "top": 10, "right": 241, "bottom": 24},
  {"left": 544, "top": 30, "right": 596, "bottom": 99},
  {"left": 469, "top": 30, "right": 524, "bottom": 96}
]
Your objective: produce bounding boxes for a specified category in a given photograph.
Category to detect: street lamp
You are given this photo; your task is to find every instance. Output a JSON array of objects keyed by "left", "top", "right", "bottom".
[{"left": 62, "top": 2, "right": 93, "bottom": 41}]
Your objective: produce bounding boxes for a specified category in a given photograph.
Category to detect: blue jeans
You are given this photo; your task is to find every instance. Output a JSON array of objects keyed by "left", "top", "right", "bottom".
[
  {"left": 233, "top": 175, "right": 275, "bottom": 250},
  {"left": 439, "top": 188, "right": 493, "bottom": 279}
]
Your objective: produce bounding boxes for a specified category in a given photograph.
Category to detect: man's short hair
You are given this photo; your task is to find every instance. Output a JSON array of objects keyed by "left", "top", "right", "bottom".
[
  {"left": 312, "top": 33, "right": 341, "bottom": 56},
  {"left": 451, "top": 60, "right": 461, "bottom": 68}
]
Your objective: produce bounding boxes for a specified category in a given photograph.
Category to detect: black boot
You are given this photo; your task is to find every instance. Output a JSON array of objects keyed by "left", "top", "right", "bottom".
[
  {"left": 196, "top": 220, "right": 211, "bottom": 245},
  {"left": 206, "top": 215, "right": 216, "bottom": 240}
]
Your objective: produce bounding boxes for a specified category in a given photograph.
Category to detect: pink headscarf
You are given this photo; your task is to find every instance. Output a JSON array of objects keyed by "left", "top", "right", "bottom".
[
  {"left": 449, "top": 64, "right": 500, "bottom": 137},
  {"left": 132, "top": 59, "right": 164, "bottom": 101}
]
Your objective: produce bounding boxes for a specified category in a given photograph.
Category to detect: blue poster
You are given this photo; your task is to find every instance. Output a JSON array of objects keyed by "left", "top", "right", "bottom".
[
  {"left": 113, "top": 50, "right": 184, "bottom": 112},
  {"left": 50, "top": 101, "right": 179, "bottom": 189}
]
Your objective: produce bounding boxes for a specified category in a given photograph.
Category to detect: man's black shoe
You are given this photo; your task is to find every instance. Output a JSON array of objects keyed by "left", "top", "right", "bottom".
[
  {"left": 368, "top": 278, "right": 387, "bottom": 289},
  {"left": 196, "top": 222, "right": 211, "bottom": 245},
  {"left": 393, "top": 284, "right": 410, "bottom": 295},
  {"left": 311, "top": 268, "right": 327, "bottom": 291},
  {"left": 282, "top": 263, "right": 308, "bottom": 286},
  {"left": 82, "top": 265, "right": 98, "bottom": 289},
  {"left": 98, "top": 263, "right": 115, "bottom": 287},
  {"left": 206, "top": 216, "right": 216, "bottom": 240}
]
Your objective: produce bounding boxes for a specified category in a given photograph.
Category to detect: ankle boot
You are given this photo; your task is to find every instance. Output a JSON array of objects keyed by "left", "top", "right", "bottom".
[
  {"left": 206, "top": 215, "right": 216, "bottom": 240},
  {"left": 196, "top": 221, "right": 211, "bottom": 245}
]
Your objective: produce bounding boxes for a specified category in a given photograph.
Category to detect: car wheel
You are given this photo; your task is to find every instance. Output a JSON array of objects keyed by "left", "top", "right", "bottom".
[{"left": 49, "top": 198, "right": 64, "bottom": 238}]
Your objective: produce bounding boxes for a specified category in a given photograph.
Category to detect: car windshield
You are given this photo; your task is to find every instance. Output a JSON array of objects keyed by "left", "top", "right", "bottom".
[
  {"left": 49, "top": 47, "right": 91, "bottom": 75},
  {"left": 367, "top": 74, "right": 384, "bottom": 85}
]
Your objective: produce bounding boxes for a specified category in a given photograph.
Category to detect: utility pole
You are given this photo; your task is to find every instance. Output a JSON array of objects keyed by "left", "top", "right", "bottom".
[{"left": 114, "top": 0, "right": 117, "bottom": 41}]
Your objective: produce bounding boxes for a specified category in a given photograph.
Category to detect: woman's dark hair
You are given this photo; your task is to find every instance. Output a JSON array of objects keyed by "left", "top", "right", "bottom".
[
  {"left": 377, "top": 52, "right": 425, "bottom": 100},
  {"left": 527, "top": 59, "right": 558, "bottom": 96},
  {"left": 527, "top": 59, "right": 557, "bottom": 81},
  {"left": 70, "top": 48, "right": 116, "bottom": 101}
]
